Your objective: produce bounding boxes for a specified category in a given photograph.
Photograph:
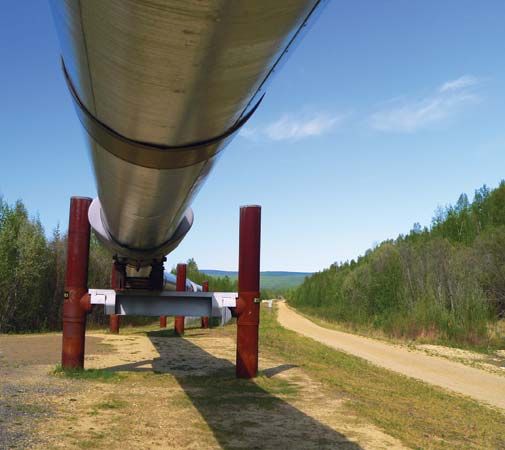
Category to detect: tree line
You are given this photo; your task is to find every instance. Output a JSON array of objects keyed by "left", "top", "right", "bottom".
[
  {"left": 0, "top": 198, "right": 237, "bottom": 333},
  {"left": 172, "top": 258, "right": 237, "bottom": 292},
  {"left": 290, "top": 183, "right": 505, "bottom": 348}
]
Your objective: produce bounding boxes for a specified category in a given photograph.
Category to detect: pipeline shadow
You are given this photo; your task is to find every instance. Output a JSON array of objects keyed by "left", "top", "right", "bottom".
[{"left": 105, "top": 330, "right": 362, "bottom": 449}]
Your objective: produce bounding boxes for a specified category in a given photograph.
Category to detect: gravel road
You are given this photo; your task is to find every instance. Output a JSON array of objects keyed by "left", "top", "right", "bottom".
[{"left": 277, "top": 302, "right": 505, "bottom": 410}]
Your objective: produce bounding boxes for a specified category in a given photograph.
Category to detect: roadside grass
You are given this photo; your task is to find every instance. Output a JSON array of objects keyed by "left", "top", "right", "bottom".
[
  {"left": 52, "top": 364, "right": 122, "bottom": 382},
  {"left": 289, "top": 303, "right": 505, "bottom": 354},
  {"left": 489, "top": 319, "right": 505, "bottom": 348},
  {"left": 261, "top": 307, "right": 505, "bottom": 449}
]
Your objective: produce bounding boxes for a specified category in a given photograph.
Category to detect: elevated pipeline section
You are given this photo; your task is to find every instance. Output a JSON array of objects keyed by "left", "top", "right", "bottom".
[{"left": 50, "top": 0, "right": 324, "bottom": 266}]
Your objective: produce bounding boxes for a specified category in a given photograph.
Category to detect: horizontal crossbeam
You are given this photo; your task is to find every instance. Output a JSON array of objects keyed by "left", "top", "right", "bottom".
[{"left": 88, "top": 289, "right": 237, "bottom": 317}]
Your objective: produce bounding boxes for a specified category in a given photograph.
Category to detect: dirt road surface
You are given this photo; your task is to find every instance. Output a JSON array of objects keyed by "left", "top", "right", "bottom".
[{"left": 277, "top": 302, "right": 505, "bottom": 410}]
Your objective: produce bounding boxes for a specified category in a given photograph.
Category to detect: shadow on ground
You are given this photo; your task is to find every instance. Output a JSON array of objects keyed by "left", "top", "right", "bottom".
[{"left": 106, "top": 329, "right": 362, "bottom": 449}]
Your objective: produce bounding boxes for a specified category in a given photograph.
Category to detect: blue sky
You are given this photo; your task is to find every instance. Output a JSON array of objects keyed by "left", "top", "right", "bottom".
[{"left": 2, "top": 1, "right": 505, "bottom": 272}]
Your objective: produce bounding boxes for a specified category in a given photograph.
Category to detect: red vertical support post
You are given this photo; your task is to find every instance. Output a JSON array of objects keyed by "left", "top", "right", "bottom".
[
  {"left": 174, "top": 263, "right": 186, "bottom": 335},
  {"left": 62, "top": 197, "right": 92, "bottom": 369},
  {"left": 201, "top": 280, "right": 209, "bottom": 329},
  {"left": 236, "top": 205, "right": 261, "bottom": 379},
  {"left": 109, "top": 261, "right": 124, "bottom": 334},
  {"left": 109, "top": 314, "right": 120, "bottom": 334},
  {"left": 160, "top": 315, "right": 167, "bottom": 328}
]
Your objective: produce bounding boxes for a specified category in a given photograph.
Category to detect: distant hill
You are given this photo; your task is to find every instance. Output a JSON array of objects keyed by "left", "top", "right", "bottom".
[{"left": 201, "top": 270, "right": 311, "bottom": 291}]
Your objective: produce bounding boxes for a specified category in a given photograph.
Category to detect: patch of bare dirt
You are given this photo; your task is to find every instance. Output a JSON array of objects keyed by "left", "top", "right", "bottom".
[
  {"left": 0, "top": 334, "right": 111, "bottom": 450},
  {"left": 416, "top": 344, "right": 505, "bottom": 376}
]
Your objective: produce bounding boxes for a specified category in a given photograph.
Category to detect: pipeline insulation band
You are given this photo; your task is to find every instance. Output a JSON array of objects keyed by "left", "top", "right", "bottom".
[{"left": 62, "top": 60, "right": 264, "bottom": 170}]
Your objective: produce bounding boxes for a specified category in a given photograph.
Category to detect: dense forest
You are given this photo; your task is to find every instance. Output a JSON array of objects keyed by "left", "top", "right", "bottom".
[
  {"left": 0, "top": 198, "right": 236, "bottom": 333},
  {"left": 290, "top": 183, "right": 505, "bottom": 348}
]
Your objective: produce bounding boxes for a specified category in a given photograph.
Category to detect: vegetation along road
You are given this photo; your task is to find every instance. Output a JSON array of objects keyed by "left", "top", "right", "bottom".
[{"left": 278, "top": 302, "right": 505, "bottom": 410}]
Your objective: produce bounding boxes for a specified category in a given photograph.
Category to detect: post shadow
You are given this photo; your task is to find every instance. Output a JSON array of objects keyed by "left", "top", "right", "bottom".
[{"left": 105, "top": 330, "right": 363, "bottom": 449}]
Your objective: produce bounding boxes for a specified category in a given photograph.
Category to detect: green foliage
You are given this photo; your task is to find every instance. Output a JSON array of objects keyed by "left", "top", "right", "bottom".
[
  {"left": 183, "top": 263, "right": 297, "bottom": 298},
  {"left": 200, "top": 269, "right": 309, "bottom": 291},
  {"left": 0, "top": 198, "right": 240, "bottom": 333},
  {"left": 171, "top": 258, "right": 238, "bottom": 292},
  {"left": 0, "top": 199, "right": 53, "bottom": 332},
  {"left": 291, "top": 183, "right": 505, "bottom": 348},
  {"left": 0, "top": 197, "right": 118, "bottom": 332}
]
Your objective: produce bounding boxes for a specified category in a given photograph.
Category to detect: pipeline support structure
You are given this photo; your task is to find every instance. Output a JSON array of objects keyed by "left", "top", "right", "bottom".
[{"left": 61, "top": 202, "right": 261, "bottom": 378}]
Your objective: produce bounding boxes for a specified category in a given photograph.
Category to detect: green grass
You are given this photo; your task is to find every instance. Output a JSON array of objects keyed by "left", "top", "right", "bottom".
[
  {"left": 254, "top": 375, "right": 300, "bottom": 397},
  {"left": 52, "top": 364, "right": 122, "bottom": 382},
  {"left": 13, "top": 404, "right": 46, "bottom": 415},
  {"left": 261, "top": 307, "right": 505, "bottom": 449},
  {"left": 94, "top": 399, "right": 128, "bottom": 410},
  {"left": 75, "top": 431, "right": 106, "bottom": 449}
]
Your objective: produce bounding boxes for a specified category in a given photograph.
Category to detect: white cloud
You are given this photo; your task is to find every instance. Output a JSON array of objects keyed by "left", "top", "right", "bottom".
[
  {"left": 238, "top": 127, "right": 257, "bottom": 139},
  {"left": 241, "top": 112, "right": 344, "bottom": 142},
  {"left": 439, "top": 75, "right": 479, "bottom": 93},
  {"left": 370, "top": 75, "right": 482, "bottom": 133}
]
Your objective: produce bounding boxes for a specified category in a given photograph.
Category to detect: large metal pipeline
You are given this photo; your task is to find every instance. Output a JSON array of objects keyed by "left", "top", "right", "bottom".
[{"left": 50, "top": 0, "right": 324, "bottom": 266}]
